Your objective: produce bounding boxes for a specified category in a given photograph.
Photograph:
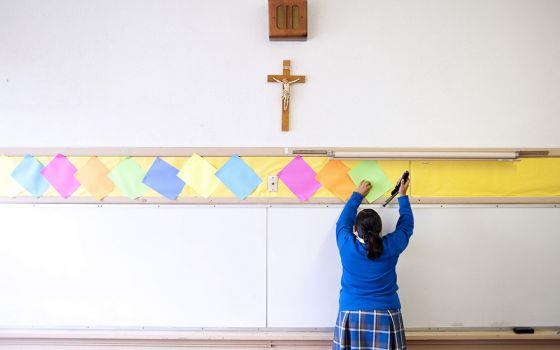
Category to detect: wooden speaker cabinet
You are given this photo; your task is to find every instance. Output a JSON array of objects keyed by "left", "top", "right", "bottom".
[{"left": 268, "top": 0, "right": 308, "bottom": 41}]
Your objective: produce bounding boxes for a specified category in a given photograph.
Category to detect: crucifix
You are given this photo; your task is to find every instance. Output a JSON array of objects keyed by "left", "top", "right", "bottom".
[{"left": 267, "top": 60, "right": 305, "bottom": 131}]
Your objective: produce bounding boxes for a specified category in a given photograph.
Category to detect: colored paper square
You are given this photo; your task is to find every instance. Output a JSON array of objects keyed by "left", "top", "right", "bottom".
[
  {"left": 348, "top": 160, "right": 393, "bottom": 203},
  {"left": 142, "top": 157, "right": 185, "bottom": 200},
  {"left": 10, "top": 155, "right": 50, "bottom": 197},
  {"left": 40, "top": 154, "right": 81, "bottom": 198},
  {"left": 109, "top": 157, "right": 149, "bottom": 199},
  {"left": 0, "top": 156, "right": 23, "bottom": 197},
  {"left": 277, "top": 156, "right": 322, "bottom": 202},
  {"left": 74, "top": 157, "right": 115, "bottom": 201},
  {"left": 178, "top": 153, "right": 220, "bottom": 198},
  {"left": 215, "top": 155, "right": 262, "bottom": 199},
  {"left": 315, "top": 160, "right": 356, "bottom": 201}
]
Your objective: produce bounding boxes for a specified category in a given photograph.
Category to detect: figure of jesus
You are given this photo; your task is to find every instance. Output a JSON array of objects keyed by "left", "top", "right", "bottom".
[{"left": 272, "top": 77, "right": 300, "bottom": 111}]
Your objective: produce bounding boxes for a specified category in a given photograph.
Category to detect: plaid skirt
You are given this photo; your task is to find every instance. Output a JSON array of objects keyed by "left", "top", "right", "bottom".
[{"left": 332, "top": 309, "right": 406, "bottom": 350}]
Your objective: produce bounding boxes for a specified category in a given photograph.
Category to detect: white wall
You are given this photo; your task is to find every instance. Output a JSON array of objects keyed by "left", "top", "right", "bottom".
[{"left": 1, "top": 0, "right": 559, "bottom": 148}]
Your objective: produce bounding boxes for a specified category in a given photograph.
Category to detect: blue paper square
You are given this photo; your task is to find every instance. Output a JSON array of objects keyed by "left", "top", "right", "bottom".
[
  {"left": 215, "top": 155, "right": 262, "bottom": 199},
  {"left": 10, "top": 155, "right": 50, "bottom": 197},
  {"left": 142, "top": 157, "right": 185, "bottom": 200}
]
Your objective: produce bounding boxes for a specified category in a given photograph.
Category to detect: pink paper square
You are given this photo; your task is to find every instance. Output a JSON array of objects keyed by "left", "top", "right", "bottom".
[
  {"left": 277, "top": 156, "right": 322, "bottom": 201},
  {"left": 40, "top": 154, "right": 81, "bottom": 198}
]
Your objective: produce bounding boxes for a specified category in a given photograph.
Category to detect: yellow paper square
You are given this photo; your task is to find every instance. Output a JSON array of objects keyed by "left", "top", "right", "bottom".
[
  {"left": 0, "top": 156, "right": 23, "bottom": 197},
  {"left": 178, "top": 154, "right": 221, "bottom": 198}
]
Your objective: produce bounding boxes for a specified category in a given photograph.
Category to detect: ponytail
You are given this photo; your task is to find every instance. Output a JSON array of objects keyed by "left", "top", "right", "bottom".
[
  {"left": 356, "top": 209, "right": 383, "bottom": 260},
  {"left": 363, "top": 230, "right": 383, "bottom": 260}
]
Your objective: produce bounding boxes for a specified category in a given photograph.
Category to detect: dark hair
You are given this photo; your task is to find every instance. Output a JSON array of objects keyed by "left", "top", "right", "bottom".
[{"left": 356, "top": 209, "right": 383, "bottom": 260}]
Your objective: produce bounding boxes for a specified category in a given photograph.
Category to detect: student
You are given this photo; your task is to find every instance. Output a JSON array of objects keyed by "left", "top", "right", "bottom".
[{"left": 332, "top": 178, "right": 414, "bottom": 350}]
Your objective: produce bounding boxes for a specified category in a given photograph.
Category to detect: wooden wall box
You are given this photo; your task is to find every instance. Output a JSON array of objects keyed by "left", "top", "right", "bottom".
[{"left": 268, "top": 0, "right": 308, "bottom": 41}]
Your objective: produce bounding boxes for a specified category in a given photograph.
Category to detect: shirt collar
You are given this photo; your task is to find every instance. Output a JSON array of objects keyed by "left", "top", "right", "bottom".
[{"left": 353, "top": 231, "right": 365, "bottom": 244}]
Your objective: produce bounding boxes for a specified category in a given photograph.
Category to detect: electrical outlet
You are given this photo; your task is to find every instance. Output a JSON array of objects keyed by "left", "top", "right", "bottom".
[{"left": 268, "top": 176, "right": 278, "bottom": 192}]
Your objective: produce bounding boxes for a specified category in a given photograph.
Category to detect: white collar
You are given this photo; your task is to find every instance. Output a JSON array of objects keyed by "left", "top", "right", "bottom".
[{"left": 353, "top": 231, "right": 365, "bottom": 244}]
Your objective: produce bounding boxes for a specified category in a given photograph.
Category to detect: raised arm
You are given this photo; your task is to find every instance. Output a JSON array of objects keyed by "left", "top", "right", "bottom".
[
  {"left": 385, "top": 179, "right": 414, "bottom": 255},
  {"left": 336, "top": 181, "right": 370, "bottom": 247}
]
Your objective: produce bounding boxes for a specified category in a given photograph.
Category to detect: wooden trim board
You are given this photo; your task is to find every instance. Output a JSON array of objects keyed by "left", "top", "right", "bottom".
[
  {"left": 0, "top": 329, "right": 558, "bottom": 348},
  {"left": 1, "top": 147, "right": 559, "bottom": 157},
  {"left": 1, "top": 196, "right": 559, "bottom": 205}
]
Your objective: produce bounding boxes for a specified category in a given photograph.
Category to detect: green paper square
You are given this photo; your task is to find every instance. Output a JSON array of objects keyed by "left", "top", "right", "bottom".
[
  {"left": 109, "top": 157, "right": 149, "bottom": 199},
  {"left": 348, "top": 160, "right": 393, "bottom": 203}
]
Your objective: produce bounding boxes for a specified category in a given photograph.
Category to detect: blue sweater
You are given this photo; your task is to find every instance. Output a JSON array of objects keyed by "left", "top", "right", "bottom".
[{"left": 336, "top": 192, "right": 414, "bottom": 311}]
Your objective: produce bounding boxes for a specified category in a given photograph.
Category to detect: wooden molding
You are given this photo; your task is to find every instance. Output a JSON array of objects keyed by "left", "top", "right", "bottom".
[
  {"left": 1, "top": 196, "right": 558, "bottom": 205},
  {"left": 0, "top": 329, "right": 558, "bottom": 348},
  {"left": 1, "top": 147, "right": 559, "bottom": 157},
  {"left": 411, "top": 197, "right": 560, "bottom": 205}
]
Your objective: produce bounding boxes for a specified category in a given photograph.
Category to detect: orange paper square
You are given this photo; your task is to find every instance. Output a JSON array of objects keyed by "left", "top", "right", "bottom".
[
  {"left": 315, "top": 160, "right": 356, "bottom": 201},
  {"left": 74, "top": 157, "right": 115, "bottom": 200}
]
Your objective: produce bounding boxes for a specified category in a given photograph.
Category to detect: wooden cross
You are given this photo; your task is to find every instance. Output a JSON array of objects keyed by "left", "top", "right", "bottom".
[{"left": 267, "top": 60, "right": 305, "bottom": 131}]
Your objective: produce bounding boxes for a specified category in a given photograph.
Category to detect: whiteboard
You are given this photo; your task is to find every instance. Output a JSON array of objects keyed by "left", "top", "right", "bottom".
[
  {"left": 0, "top": 205, "right": 266, "bottom": 328},
  {"left": 267, "top": 206, "right": 560, "bottom": 328},
  {"left": 0, "top": 204, "right": 559, "bottom": 329}
]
